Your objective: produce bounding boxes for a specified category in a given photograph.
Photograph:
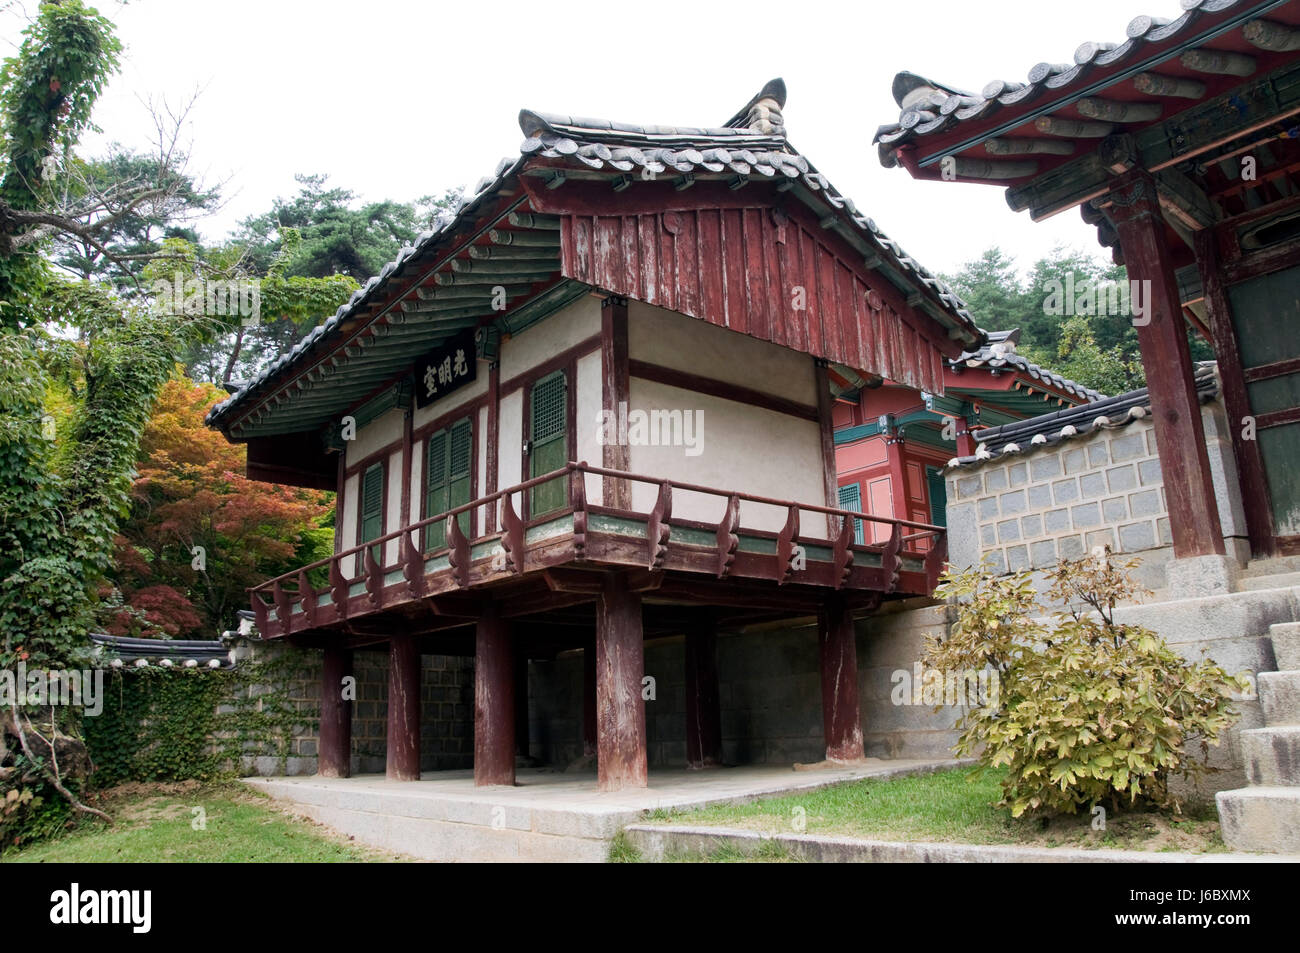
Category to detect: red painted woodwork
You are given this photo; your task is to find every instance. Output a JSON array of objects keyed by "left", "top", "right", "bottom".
[
  {"left": 544, "top": 190, "right": 952, "bottom": 393},
  {"left": 1196, "top": 229, "right": 1276, "bottom": 556},
  {"left": 1106, "top": 171, "right": 1224, "bottom": 558},
  {"left": 318, "top": 646, "right": 353, "bottom": 779},
  {"left": 385, "top": 635, "right": 421, "bottom": 781},
  {"left": 685, "top": 622, "right": 723, "bottom": 770},
  {"left": 596, "top": 573, "right": 648, "bottom": 791},
  {"left": 474, "top": 605, "right": 516, "bottom": 786},
  {"left": 601, "top": 296, "right": 632, "bottom": 509},
  {"left": 250, "top": 461, "right": 946, "bottom": 639},
  {"left": 956, "top": 426, "right": 977, "bottom": 458},
  {"left": 818, "top": 593, "right": 864, "bottom": 762},
  {"left": 815, "top": 361, "right": 840, "bottom": 538},
  {"left": 485, "top": 362, "right": 500, "bottom": 533}
]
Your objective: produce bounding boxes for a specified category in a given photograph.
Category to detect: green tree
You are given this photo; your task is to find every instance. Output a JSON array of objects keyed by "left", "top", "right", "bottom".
[
  {"left": 233, "top": 174, "right": 462, "bottom": 280},
  {"left": 0, "top": 0, "right": 122, "bottom": 328}
]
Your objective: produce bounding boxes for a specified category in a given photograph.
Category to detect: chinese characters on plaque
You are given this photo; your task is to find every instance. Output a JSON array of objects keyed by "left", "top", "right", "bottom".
[{"left": 414, "top": 329, "right": 477, "bottom": 409}]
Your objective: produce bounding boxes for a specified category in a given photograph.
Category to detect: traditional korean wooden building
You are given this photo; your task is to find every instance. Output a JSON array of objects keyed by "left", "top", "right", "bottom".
[
  {"left": 833, "top": 329, "right": 1102, "bottom": 535},
  {"left": 207, "top": 79, "right": 980, "bottom": 790},
  {"left": 875, "top": 0, "right": 1300, "bottom": 582}
]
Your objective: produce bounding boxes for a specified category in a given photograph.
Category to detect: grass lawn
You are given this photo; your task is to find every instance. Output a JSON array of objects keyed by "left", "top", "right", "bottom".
[
  {"left": 5, "top": 781, "right": 409, "bottom": 863},
  {"left": 625, "top": 766, "right": 1226, "bottom": 862}
]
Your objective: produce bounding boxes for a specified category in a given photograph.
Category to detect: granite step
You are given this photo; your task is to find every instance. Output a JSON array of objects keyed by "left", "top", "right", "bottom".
[
  {"left": 1216, "top": 787, "right": 1300, "bottom": 853},
  {"left": 1241, "top": 726, "right": 1300, "bottom": 786}
]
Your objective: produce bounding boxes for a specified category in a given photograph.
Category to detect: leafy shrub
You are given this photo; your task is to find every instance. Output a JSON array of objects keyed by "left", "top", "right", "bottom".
[{"left": 927, "top": 553, "right": 1251, "bottom": 817}]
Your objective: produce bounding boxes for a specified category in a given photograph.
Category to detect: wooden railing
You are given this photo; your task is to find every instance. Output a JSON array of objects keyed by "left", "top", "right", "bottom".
[{"left": 248, "top": 462, "right": 947, "bottom": 634}]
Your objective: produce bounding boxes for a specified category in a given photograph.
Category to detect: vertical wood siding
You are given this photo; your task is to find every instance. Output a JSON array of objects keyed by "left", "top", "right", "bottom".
[{"left": 560, "top": 207, "right": 947, "bottom": 394}]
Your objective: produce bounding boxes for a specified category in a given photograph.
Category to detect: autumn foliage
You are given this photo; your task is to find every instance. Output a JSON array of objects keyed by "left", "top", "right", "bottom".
[{"left": 109, "top": 375, "right": 333, "bottom": 637}]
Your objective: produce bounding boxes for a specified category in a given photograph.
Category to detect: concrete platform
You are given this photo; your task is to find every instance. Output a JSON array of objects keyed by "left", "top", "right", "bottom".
[{"left": 245, "top": 758, "right": 956, "bottom": 862}]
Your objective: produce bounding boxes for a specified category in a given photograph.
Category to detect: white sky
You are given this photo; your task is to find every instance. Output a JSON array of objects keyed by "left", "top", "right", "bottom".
[{"left": 3, "top": 0, "right": 1164, "bottom": 280}]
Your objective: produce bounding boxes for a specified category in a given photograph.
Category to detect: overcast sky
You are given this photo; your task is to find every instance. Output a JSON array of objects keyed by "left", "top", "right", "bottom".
[{"left": 5, "top": 0, "right": 1163, "bottom": 279}]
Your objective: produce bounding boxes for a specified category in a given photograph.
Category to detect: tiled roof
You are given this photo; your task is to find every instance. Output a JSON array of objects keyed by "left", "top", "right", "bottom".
[
  {"left": 875, "top": 0, "right": 1289, "bottom": 171},
  {"left": 945, "top": 363, "right": 1218, "bottom": 469},
  {"left": 952, "top": 329, "right": 1106, "bottom": 402},
  {"left": 207, "top": 79, "right": 981, "bottom": 434},
  {"left": 89, "top": 633, "right": 235, "bottom": 670}
]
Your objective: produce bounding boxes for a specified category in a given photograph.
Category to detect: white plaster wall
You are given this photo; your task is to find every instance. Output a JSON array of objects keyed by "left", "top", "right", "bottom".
[
  {"left": 500, "top": 294, "right": 601, "bottom": 380},
  {"left": 385, "top": 448, "right": 403, "bottom": 566},
  {"left": 628, "top": 299, "right": 817, "bottom": 406},
  {"left": 626, "top": 379, "right": 824, "bottom": 533},
  {"left": 340, "top": 473, "right": 359, "bottom": 575},
  {"left": 412, "top": 371, "right": 487, "bottom": 431},
  {"left": 498, "top": 389, "right": 523, "bottom": 495},
  {"left": 576, "top": 350, "right": 604, "bottom": 505},
  {"left": 345, "top": 406, "right": 404, "bottom": 466}
]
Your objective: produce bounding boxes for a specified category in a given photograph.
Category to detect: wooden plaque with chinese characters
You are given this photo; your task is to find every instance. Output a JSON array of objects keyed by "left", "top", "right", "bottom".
[{"left": 414, "top": 329, "right": 477, "bottom": 409}]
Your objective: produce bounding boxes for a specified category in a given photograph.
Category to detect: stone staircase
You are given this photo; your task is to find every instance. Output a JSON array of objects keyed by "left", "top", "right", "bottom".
[{"left": 1216, "top": 621, "right": 1300, "bottom": 853}]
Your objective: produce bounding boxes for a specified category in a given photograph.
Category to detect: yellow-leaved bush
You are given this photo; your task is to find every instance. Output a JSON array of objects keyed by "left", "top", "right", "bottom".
[{"left": 927, "top": 553, "right": 1252, "bottom": 817}]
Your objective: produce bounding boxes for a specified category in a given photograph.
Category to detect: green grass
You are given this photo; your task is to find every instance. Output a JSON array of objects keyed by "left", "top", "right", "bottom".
[
  {"left": 5, "top": 782, "right": 406, "bottom": 863},
  {"left": 639, "top": 766, "right": 1225, "bottom": 860}
]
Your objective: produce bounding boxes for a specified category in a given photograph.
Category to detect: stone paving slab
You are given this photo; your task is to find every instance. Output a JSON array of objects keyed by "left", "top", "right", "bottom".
[
  {"left": 244, "top": 759, "right": 960, "bottom": 861},
  {"left": 622, "top": 825, "right": 1300, "bottom": 863}
]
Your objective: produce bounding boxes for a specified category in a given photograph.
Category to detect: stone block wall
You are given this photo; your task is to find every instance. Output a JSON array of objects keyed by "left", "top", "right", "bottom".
[
  {"left": 234, "top": 640, "right": 474, "bottom": 776},
  {"left": 527, "top": 604, "right": 963, "bottom": 769},
  {"left": 945, "top": 399, "right": 1247, "bottom": 594}
]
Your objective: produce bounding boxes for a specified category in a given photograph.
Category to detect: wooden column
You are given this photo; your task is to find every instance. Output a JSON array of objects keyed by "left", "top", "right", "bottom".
[
  {"left": 485, "top": 361, "right": 500, "bottom": 533},
  {"left": 1195, "top": 229, "right": 1275, "bottom": 557},
  {"left": 885, "top": 430, "right": 909, "bottom": 531},
  {"left": 318, "top": 645, "right": 353, "bottom": 778},
  {"left": 400, "top": 403, "right": 413, "bottom": 533},
  {"left": 684, "top": 620, "right": 723, "bottom": 770},
  {"left": 956, "top": 417, "right": 978, "bottom": 458},
  {"left": 385, "top": 635, "right": 421, "bottom": 781},
  {"left": 1105, "top": 170, "right": 1225, "bottom": 558},
  {"left": 474, "top": 604, "right": 515, "bottom": 786},
  {"left": 814, "top": 359, "right": 840, "bottom": 539},
  {"left": 601, "top": 295, "right": 631, "bottom": 509},
  {"left": 818, "top": 593, "right": 864, "bottom": 762},
  {"left": 582, "top": 635, "right": 597, "bottom": 758},
  {"left": 596, "top": 573, "right": 647, "bottom": 791}
]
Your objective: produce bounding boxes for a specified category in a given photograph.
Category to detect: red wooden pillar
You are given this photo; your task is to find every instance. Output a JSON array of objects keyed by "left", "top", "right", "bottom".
[
  {"left": 475, "top": 605, "right": 515, "bottom": 786},
  {"left": 601, "top": 295, "right": 631, "bottom": 509},
  {"left": 1195, "top": 229, "right": 1275, "bottom": 557},
  {"left": 318, "top": 645, "right": 353, "bottom": 778},
  {"left": 814, "top": 360, "right": 840, "bottom": 538},
  {"left": 385, "top": 635, "right": 421, "bottom": 781},
  {"left": 596, "top": 573, "right": 647, "bottom": 791},
  {"left": 582, "top": 635, "right": 597, "bottom": 758},
  {"left": 818, "top": 593, "right": 864, "bottom": 762},
  {"left": 956, "top": 418, "right": 978, "bottom": 458},
  {"left": 684, "top": 621, "right": 723, "bottom": 770},
  {"left": 1106, "top": 171, "right": 1225, "bottom": 558}
]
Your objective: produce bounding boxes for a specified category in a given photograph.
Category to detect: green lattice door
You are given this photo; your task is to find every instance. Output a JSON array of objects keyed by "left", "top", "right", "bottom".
[
  {"left": 360, "top": 461, "right": 384, "bottom": 564},
  {"left": 529, "top": 372, "right": 568, "bottom": 517},
  {"left": 838, "top": 482, "right": 864, "bottom": 545},
  {"left": 424, "top": 418, "right": 472, "bottom": 551}
]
